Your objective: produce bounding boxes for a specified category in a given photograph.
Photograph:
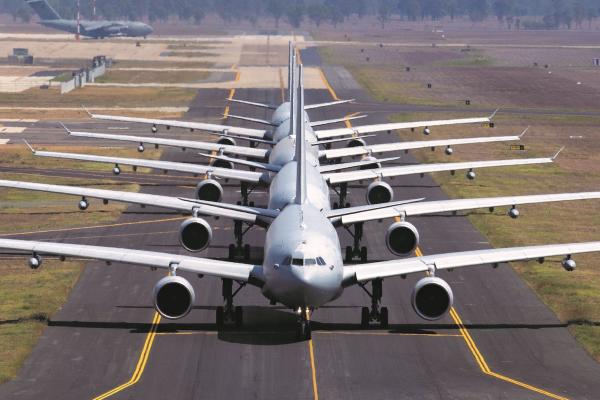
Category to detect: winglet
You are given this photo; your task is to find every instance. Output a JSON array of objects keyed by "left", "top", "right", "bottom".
[
  {"left": 518, "top": 126, "right": 529, "bottom": 138},
  {"left": 22, "top": 139, "right": 35, "bottom": 153},
  {"left": 81, "top": 105, "right": 92, "bottom": 117},
  {"left": 489, "top": 108, "right": 500, "bottom": 121},
  {"left": 552, "top": 146, "right": 565, "bottom": 160},
  {"left": 58, "top": 122, "right": 71, "bottom": 134}
]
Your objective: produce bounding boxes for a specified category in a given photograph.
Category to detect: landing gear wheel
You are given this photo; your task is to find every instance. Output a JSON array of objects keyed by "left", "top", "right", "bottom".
[
  {"left": 360, "top": 246, "right": 368, "bottom": 262},
  {"left": 333, "top": 202, "right": 339, "bottom": 210},
  {"left": 234, "top": 306, "right": 243, "bottom": 328},
  {"left": 345, "top": 203, "right": 351, "bottom": 208},
  {"left": 380, "top": 307, "right": 389, "bottom": 328},
  {"left": 360, "top": 306, "right": 370, "bottom": 328},
  {"left": 216, "top": 306, "right": 224, "bottom": 328},
  {"left": 228, "top": 244, "right": 235, "bottom": 260},
  {"left": 345, "top": 246, "right": 352, "bottom": 263}
]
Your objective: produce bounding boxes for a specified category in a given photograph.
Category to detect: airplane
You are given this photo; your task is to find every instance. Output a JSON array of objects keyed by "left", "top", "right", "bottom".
[
  {"left": 2, "top": 65, "right": 600, "bottom": 339},
  {"left": 25, "top": 0, "right": 154, "bottom": 39}
]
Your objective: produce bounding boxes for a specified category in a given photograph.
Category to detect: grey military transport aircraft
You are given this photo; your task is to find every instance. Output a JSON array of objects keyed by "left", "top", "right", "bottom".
[
  {"left": 2, "top": 64, "right": 600, "bottom": 339},
  {"left": 25, "top": 0, "right": 153, "bottom": 38}
]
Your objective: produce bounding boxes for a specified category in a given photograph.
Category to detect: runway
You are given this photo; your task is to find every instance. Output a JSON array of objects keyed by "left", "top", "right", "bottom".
[{"left": 0, "top": 52, "right": 599, "bottom": 400}]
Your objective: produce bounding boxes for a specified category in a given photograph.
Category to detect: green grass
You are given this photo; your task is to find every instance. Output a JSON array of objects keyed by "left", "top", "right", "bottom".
[
  {"left": 433, "top": 49, "right": 495, "bottom": 67},
  {"left": 95, "top": 70, "right": 210, "bottom": 84}
]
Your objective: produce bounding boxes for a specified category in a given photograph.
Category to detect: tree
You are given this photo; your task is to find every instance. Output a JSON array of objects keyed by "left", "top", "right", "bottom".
[
  {"left": 306, "top": 3, "right": 326, "bottom": 27},
  {"left": 267, "top": 0, "right": 286, "bottom": 27},
  {"left": 285, "top": 1, "right": 304, "bottom": 28},
  {"left": 492, "top": 0, "right": 514, "bottom": 22}
]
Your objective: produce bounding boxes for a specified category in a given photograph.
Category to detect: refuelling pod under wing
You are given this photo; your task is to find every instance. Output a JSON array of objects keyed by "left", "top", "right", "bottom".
[
  {"left": 196, "top": 179, "right": 223, "bottom": 202},
  {"left": 385, "top": 221, "right": 419, "bottom": 255},
  {"left": 153, "top": 275, "right": 196, "bottom": 319},
  {"left": 179, "top": 217, "right": 212, "bottom": 252},
  {"left": 411, "top": 276, "right": 453, "bottom": 320},
  {"left": 366, "top": 180, "right": 393, "bottom": 204}
]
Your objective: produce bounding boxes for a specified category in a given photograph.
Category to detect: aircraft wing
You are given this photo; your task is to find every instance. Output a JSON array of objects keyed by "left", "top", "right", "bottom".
[
  {"left": 0, "top": 239, "right": 261, "bottom": 282},
  {"left": 31, "top": 150, "right": 266, "bottom": 184},
  {"left": 323, "top": 156, "right": 554, "bottom": 185},
  {"left": 315, "top": 116, "right": 491, "bottom": 140},
  {"left": 334, "top": 192, "right": 600, "bottom": 225},
  {"left": 344, "top": 241, "right": 600, "bottom": 283},
  {"left": 89, "top": 113, "right": 268, "bottom": 139},
  {"left": 319, "top": 134, "right": 522, "bottom": 160},
  {"left": 0, "top": 179, "right": 274, "bottom": 223},
  {"left": 65, "top": 129, "right": 268, "bottom": 159},
  {"left": 304, "top": 99, "right": 354, "bottom": 110}
]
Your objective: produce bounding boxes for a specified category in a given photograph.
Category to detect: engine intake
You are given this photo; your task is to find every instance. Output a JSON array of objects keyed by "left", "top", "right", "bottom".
[
  {"left": 179, "top": 217, "right": 212, "bottom": 252},
  {"left": 366, "top": 180, "right": 393, "bottom": 204},
  {"left": 196, "top": 179, "right": 223, "bottom": 202},
  {"left": 211, "top": 159, "right": 234, "bottom": 169},
  {"left": 385, "top": 221, "right": 419, "bottom": 255},
  {"left": 411, "top": 277, "right": 453, "bottom": 320},
  {"left": 347, "top": 138, "right": 366, "bottom": 148},
  {"left": 217, "top": 137, "right": 236, "bottom": 146},
  {"left": 153, "top": 276, "right": 195, "bottom": 319}
]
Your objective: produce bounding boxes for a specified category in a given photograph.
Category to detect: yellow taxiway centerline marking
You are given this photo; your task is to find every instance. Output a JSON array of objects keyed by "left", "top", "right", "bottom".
[
  {"left": 92, "top": 312, "right": 162, "bottom": 400},
  {"left": 320, "top": 66, "right": 568, "bottom": 399},
  {"left": 306, "top": 312, "right": 319, "bottom": 400}
]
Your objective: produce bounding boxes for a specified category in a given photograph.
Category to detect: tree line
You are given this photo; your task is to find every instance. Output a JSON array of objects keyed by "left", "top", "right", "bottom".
[{"left": 2, "top": 0, "right": 600, "bottom": 29}]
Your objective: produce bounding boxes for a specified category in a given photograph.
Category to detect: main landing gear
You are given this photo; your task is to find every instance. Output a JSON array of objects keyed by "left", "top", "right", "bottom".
[
  {"left": 239, "top": 182, "right": 257, "bottom": 206},
  {"left": 344, "top": 222, "right": 367, "bottom": 262},
  {"left": 296, "top": 307, "right": 312, "bottom": 340},
  {"left": 359, "top": 278, "right": 388, "bottom": 328},
  {"left": 332, "top": 183, "right": 350, "bottom": 209},
  {"left": 228, "top": 220, "right": 253, "bottom": 261},
  {"left": 216, "top": 278, "right": 245, "bottom": 329}
]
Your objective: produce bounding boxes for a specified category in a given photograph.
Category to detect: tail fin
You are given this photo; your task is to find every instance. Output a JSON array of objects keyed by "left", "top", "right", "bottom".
[
  {"left": 26, "top": 0, "right": 61, "bottom": 20},
  {"left": 295, "top": 64, "right": 307, "bottom": 205}
]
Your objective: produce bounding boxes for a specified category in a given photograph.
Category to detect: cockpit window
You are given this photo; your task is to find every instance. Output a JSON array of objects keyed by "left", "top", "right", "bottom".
[
  {"left": 305, "top": 258, "right": 316, "bottom": 266},
  {"left": 282, "top": 256, "right": 291, "bottom": 265},
  {"left": 292, "top": 258, "right": 303, "bottom": 266},
  {"left": 316, "top": 257, "right": 326, "bottom": 266}
]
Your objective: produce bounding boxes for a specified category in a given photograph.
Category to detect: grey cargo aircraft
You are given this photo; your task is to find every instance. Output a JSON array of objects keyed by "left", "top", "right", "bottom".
[
  {"left": 25, "top": 0, "right": 153, "bottom": 38},
  {"left": 3, "top": 64, "right": 600, "bottom": 338}
]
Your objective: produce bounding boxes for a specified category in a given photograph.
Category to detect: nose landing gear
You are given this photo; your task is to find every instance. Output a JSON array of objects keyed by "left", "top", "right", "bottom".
[
  {"left": 296, "top": 307, "right": 312, "bottom": 341},
  {"left": 344, "top": 222, "right": 367, "bottom": 262}
]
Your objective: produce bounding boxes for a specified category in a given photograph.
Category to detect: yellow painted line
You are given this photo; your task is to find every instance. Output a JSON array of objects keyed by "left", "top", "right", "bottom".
[
  {"left": 230, "top": 64, "right": 237, "bottom": 70},
  {"left": 306, "top": 312, "right": 319, "bottom": 400},
  {"left": 414, "top": 246, "right": 568, "bottom": 400},
  {"left": 295, "top": 48, "right": 302, "bottom": 65},
  {"left": 234, "top": 70, "right": 241, "bottom": 82},
  {"left": 318, "top": 68, "right": 339, "bottom": 101},
  {"left": 0, "top": 216, "right": 187, "bottom": 237},
  {"left": 92, "top": 312, "right": 162, "bottom": 400},
  {"left": 223, "top": 88, "right": 236, "bottom": 120}
]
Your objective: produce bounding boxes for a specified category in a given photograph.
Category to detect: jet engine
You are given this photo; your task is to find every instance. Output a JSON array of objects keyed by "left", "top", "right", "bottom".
[
  {"left": 366, "top": 180, "right": 393, "bottom": 204},
  {"left": 179, "top": 217, "right": 212, "bottom": 252},
  {"left": 359, "top": 156, "right": 381, "bottom": 170},
  {"left": 411, "top": 276, "right": 454, "bottom": 320},
  {"left": 385, "top": 221, "right": 419, "bottom": 255},
  {"left": 217, "top": 137, "right": 236, "bottom": 146},
  {"left": 211, "top": 159, "right": 234, "bottom": 169},
  {"left": 196, "top": 179, "right": 223, "bottom": 202},
  {"left": 347, "top": 138, "right": 366, "bottom": 148},
  {"left": 153, "top": 276, "right": 195, "bottom": 319}
]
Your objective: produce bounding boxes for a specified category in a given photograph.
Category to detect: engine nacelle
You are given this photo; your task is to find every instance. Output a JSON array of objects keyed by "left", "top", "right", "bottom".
[
  {"left": 211, "top": 159, "right": 234, "bottom": 169},
  {"left": 366, "top": 180, "right": 393, "bottom": 204},
  {"left": 411, "top": 276, "right": 454, "bottom": 320},
  {"left": 562, "top": 257, "right": 576, "bottom": 271},
  {"left": 179, "top": 217, "right": 212, "bottom": 252},
  {"left": 196, "top": 179, "right": 223, "bottom": 202},
  {"left": 347, "top": 138, "right": 366, "bottom": 148},
  {"left": 153, "top": 276, "right": 195, "bottom": 319},
  {"left": 385, "top": 221, "right": 419, "bottom": 255},
  {"left": 359, "top": 156, "right": 381, "bottom": 170},
  {"left": 423, "top": 127, "right": 431, "bottom": 135},
  {"left": 217, "top": 137, "right": 236, "bottom": 146}
]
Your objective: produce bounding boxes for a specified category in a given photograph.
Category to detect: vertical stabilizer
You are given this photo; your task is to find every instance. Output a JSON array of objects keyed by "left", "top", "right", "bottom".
[
  {"left": 26, "top": 0, "right": 61, "bottom": 20},
  {"left": 295, "top": 64, "right": 307, "bottom": 205}
]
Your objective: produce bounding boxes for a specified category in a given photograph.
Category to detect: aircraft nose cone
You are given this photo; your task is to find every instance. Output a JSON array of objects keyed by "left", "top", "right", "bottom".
[{"left": 290, "top": 266, "right": 338, "bottom": 305}]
